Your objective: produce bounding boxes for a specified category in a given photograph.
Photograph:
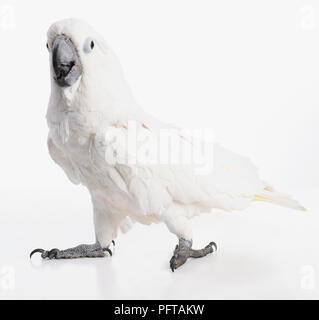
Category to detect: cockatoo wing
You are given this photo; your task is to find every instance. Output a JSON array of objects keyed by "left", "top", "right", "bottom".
[
  {"left": 91, "top": 119, "right": 258, "bottom": 221},
  {"left": 96, "top": 118, "right": 304, "bottom": 219}
]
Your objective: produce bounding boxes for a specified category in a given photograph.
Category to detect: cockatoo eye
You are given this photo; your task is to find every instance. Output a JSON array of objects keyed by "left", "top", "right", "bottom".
[{"left": 83, "top": 37, "right": 95, "bottom": 53}]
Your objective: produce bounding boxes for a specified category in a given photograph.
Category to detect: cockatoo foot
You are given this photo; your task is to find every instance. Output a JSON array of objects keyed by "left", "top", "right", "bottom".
[
  {"left": 30, "top": 241, "right": 115, "bottom": 259},
  {"left": 170, "top": 238, "right": 217, "bottom": 272}
]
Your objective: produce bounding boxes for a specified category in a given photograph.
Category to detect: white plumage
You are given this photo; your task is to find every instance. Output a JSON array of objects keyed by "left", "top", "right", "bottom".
[{"left": 46, "top": 19, "right": 304, "bottom": 254}]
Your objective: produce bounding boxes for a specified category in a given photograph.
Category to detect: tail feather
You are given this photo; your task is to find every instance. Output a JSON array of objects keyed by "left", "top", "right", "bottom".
[
  {"left": 254, "top": 188, "right": 306, "bottom": 211},
  {"left": 211, "top": 145, "right": 306, "bottom": 212}
]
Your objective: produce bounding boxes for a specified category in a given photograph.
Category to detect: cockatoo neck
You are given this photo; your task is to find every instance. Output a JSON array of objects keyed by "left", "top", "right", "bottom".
[{"left": 61, "top": 76, "right": 82, "bottom": 107}]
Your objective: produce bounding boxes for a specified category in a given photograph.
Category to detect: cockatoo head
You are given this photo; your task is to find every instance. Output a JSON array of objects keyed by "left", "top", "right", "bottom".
[
  {"left": 47, "top": 19, "right": 136, "bottom": 118},
  {"left": 47, "top": 19, "right": 104, "bottom": 87},
  {"left": 47, "top": 19, "right": 128, "bottom": 99}
]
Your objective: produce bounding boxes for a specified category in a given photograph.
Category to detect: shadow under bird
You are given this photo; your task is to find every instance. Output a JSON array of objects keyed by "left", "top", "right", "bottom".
[{"left": 30, "top": 19, "right": 305, "bottom": 271}]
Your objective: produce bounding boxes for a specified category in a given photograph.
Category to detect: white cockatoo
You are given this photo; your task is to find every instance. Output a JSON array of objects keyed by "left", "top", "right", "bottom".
[{"left": 31, "top": 19, "right": 305, "bottom": 271}]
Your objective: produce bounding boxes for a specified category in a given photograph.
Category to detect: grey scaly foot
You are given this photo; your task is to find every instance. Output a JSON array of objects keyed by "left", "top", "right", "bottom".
[
  {"left": 170, "top": 238, "right": 217, "bottom": 272},
  {"left": 30, "top": 242, "right": 113, "bottom": 259}
]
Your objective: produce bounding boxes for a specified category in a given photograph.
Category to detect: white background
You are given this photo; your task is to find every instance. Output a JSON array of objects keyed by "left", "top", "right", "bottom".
[{"left": 0, "top": 0, "right": 318, "bottom": 299}]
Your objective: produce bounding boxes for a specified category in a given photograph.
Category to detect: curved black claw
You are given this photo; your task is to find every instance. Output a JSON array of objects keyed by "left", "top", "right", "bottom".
[
  {"left": 30, "top": 248, "right": 44, "bottom": 259},
  {"left": 103, "top": 248, "right": 113, "bottom": 256},
  {"left": 112, "top": 240, "right": 115, "bottom": 246},
  {"left": 30, "top": 248, "right": 60, "bottom": 259},
  {"left": 207, "top": 241, "right": 217, "bottom": 252},
  {"left": 170, "top": 244, "right": 183, "bottom": 272},
  {"left": 170, "top": 253, "right": 187, "bottom": 272},
  {"left": 170, "top": 244, "right": 187, "bottom": 272}
]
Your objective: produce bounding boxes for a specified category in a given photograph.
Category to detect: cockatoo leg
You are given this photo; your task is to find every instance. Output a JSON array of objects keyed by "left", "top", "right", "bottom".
[
  {"left": 169, "top": 238, "right": 217, "bottom": 272},
  {"left": 30, "top": 241, "right": 115, "bottom": 259},
  {"left": 162, "top": 204, "right": 217, "bottom": 271}
]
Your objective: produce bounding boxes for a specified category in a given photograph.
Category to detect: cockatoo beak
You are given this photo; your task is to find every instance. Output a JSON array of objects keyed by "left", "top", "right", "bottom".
[{"left": 52, "top": 34, "right": 82, "bottom": 87}]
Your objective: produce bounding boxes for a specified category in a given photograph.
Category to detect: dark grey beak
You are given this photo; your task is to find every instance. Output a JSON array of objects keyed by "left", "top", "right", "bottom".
[{"left": 52, "top": 35, "right": 82, "bottom": 87}]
